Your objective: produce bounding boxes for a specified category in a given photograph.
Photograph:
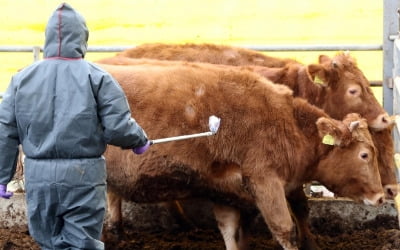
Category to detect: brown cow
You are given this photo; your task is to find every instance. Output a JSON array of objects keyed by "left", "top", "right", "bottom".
[
  {"left": 258, "top": 58, "right": 398, "bottom": 195},
  {"left": 117, "top": 42, "right": 299, "bottom": 67},
  {"left": 95, "top": 55, "right": 397, "bottom": 249},
  {"left": 98, "top": 62, "right": 384, "bottom": 250},
  {"left": 215, "top": 57, "right": 397, "bottom": 249},
  {"left": 105, "top": 49, "right": 397, "bottom": 198}
]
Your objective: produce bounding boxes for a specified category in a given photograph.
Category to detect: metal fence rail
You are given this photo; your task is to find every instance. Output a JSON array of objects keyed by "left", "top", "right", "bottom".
[{"left": 0, "top": 44, "right": 385, "bottom": 53}]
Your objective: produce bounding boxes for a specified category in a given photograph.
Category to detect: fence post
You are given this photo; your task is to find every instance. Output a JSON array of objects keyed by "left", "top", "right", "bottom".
[
  {"left": 392, "top": 3, "right": 400, "bottom": 228},
  {"left": 32, "top": 46, "right": 41, "bottom": 62},
  {"left": 393, "top": 38, "right": 400, "bottom": 173},
  {"left": 383, "top": 0, "right": 400, "bottom": 115},
  {"left": 390, "top": 0, "right": 400, "bottom": 178}
]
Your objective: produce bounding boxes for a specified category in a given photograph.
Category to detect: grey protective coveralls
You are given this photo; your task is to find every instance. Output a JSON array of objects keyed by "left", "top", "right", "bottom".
[{"left": 0, "top": 3, "right": 148, "bottom": 249}]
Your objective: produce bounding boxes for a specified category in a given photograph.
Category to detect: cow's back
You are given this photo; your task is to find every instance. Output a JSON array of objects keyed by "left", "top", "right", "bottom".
[{"left": 117, "top": 43, "right": 299, "bottom": 67}]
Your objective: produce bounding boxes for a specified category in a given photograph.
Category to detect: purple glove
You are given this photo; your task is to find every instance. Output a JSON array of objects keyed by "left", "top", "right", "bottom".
[
  {"left": 0, "top": 184, "right": 13, "bottom": 199},
  {"left": 132, "top": 140, "right": 151, "bottom": 154}
]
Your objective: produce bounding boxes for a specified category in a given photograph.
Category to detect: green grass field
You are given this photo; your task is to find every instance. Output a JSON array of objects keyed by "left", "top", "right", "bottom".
[{"left": 0, "top": 0, "right": 383, "bottom": 101}]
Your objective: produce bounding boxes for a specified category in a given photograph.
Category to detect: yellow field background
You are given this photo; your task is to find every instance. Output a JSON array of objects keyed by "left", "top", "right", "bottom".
[{"left": 0, "top": 0, "right": 383, "bottom": 101}]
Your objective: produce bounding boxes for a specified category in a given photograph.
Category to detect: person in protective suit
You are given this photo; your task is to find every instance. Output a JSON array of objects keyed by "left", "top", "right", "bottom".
[{"left": 0, "top": 2, "right": 150, "bottom": 249}]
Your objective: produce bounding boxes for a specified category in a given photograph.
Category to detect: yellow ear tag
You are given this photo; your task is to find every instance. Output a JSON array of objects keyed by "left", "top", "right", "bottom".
[
  {"left": 314, "top": 76, "right": 324, "bottom": 85},
  {"left": 322, "top": 134, "right": 334, "bottom": 145}
]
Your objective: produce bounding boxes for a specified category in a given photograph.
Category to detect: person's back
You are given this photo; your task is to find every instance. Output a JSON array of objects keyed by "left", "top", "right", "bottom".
[{"left": 0, "top": 3, "right": 149, "bottom": 249}]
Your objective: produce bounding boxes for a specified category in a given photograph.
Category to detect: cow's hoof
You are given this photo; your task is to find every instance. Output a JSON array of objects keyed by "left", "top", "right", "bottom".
[{"left": 299, "top": 238, "right": 320, "bottom": 250}]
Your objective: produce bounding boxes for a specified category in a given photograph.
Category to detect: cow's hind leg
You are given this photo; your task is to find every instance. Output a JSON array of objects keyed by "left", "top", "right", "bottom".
[
  {"left": 237, "top": 207, "right": 259, "bottom": 250},
  {"left": 162, "top": 200, "right": 197, "bottom": 231},
  {"left": 213, "top": 203, "right": 241, "bottom": 250},
  {"left": 105, "top": 191, "right": 124, "bottom": 235},
  {"left": 213, "top": 204, "right": 263, "bottom": 250},
  {"left": 287, "top": 187, "right": 320, "bottom": 250}
]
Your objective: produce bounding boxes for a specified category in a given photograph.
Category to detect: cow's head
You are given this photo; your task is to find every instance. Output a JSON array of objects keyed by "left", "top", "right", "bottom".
[
  {"left": 308, "top": 52, "right": 392, "bottom": 131},
  {"left": 315, "top": 113, "right": 384, "bottom": 206}
]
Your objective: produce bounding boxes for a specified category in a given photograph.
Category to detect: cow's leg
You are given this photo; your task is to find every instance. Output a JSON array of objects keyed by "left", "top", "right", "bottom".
[
  {"left": 106, "top": 190, "right": 123, "bottom": 234},
  {"left": 251, "top": 178, "right": 297, "bottom": 250},
  {"left": 213, "top": 203, "right": 241, "bottom": 250},
  {"left": 213, "top": 206, "right": 262, "bottom": 250},
  {"left": 102, "top": 190, "right": 124, "bottom": 246},
  {"left": 162, "top": 200, "right": 197, "bottom": 230},
  {"left": 237, "top": 208, "right": 259, "bottom": 250},
  {"left": 287, "top": 187, "right": 319, "bottom": 250}
]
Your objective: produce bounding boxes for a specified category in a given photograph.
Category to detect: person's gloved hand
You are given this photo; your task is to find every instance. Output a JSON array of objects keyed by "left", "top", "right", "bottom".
[
  {"left": 0, "top": 184, "right": 13, "bottom": 199},
  {"left": 132, "top": 140, "right": 151, "bottom": 154}
]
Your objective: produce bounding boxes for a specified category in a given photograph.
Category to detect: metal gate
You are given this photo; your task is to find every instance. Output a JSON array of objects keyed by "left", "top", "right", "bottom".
[{"left": 387, "top": 0, "right": 400, "bottom": 180}]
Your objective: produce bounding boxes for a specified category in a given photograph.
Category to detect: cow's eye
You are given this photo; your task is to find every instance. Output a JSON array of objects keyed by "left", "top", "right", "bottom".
[
  {"left": 359, "top": 152, "right": 369, "bottom": 161},
  {"left": 348, "top": 88, "right": 359, "bottom": 95}
]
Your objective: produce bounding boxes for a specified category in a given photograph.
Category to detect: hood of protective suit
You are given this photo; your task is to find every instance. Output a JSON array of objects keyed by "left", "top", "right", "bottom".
[{"left": 44, "top": 2, "right": 88, "bottom": 58}]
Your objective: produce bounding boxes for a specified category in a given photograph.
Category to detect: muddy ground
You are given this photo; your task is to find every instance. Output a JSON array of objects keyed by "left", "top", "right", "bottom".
[{"left": 1, "top": 210, "right": 400, "bottom": 250}]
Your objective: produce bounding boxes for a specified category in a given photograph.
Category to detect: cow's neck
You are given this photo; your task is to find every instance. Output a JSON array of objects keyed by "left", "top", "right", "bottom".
[
  {"left": 291, "top": 98, "right": 331, "bottom": 183},
  {"left": 292, "top": 66, "right": 327, "bottom": 108},
  {"left": 299, "top": 143, "right": 333, "bottom": 183},
  {"left": 292, "top": 133, "right": 334, "bottom": 185}
]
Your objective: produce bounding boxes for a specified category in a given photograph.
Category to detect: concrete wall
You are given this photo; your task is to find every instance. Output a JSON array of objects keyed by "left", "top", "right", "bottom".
[{"left": 1, "top": 193, "right": 398, "bottom": 231}]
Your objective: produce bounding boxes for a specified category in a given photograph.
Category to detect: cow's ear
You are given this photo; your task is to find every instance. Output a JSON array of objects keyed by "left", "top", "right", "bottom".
[
  {"left": 307, "top": 64, "right": 328, "bottom": 83},
  {"left": 316, "top": 117, "right": 349, "bottom": 146},
  {"left": 316, "top": 117, "right": 338, "bottom": 144},
  {"left": 318, "top": 55, "right": 331, "bottom": 64},
  {"left": 256, "top": 66, "right": 286, "bottom": 82}
]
